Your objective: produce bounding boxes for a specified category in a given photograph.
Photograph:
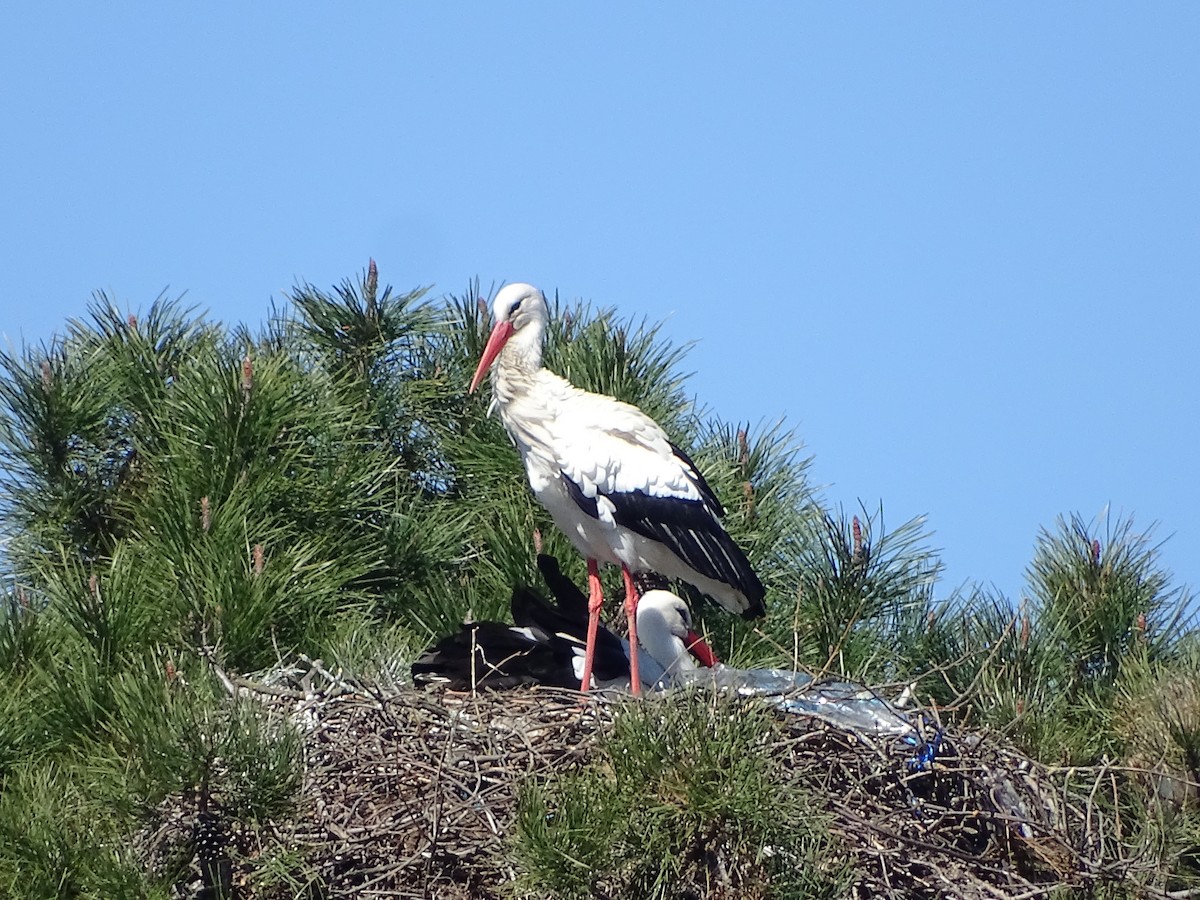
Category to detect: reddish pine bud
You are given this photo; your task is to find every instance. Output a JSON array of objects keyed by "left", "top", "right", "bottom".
[
  {"left": 737, "top": 429, "right": 750, "bottom": 467},
  {"left": 477, "top": 297, "right": 489, "bottom": 319},
  {"left": 253, "top": 543, "right": 265, "bottom": 576},
  {"left": 89, "top": 573, "right": 99, "bottom": 601},
  {"left": 241, "top": 353, "right": 253, "bottom": 400},
  {"left": 533, "top": 529, "right": 543, "bottom": 554},
  {"left": 852, "top": 516, "right": 863, "bottom": 561},
  {"left": 1091, "top": 539, "right": 1101, "bottom": 565},
  {"left": 41, "top": 360, "right": 52, "bottom": 390},
  {"left": 366, "top": 258, "right": 378, "bottom": 297},
  {"left": 200, "top": 496, "right": 211, "bottom": 533},
  {"left": 1019, "top": 615, "right": 1030, "bottom": 649},
  {"left": 742, "top": 481, "right": 756, "bottom": 520},
  {"left": 165, "top": 659, "right": 177, "bottom": 682},
  {"left": 127, "top": 313, "right": 138, "bottom": 330}
]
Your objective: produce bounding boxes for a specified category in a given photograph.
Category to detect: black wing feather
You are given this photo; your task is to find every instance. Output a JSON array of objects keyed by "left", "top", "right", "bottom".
[
  {"left": 561, "top": 458, "right": 766, "bottom": 619},
  {"left": 608, "top": 489, "right": 765, "bottom": 617},
  {"left": 410, "top": 621, "right": 581, "bottom": 690},
  {"left": 667, "top": 441, "right": 725, "bottom": 516},
  {"left": 534, "top": 553, "right": 589, "bottom": 619},
  {"left": 513, "top": 572, "right": 629, "bottom": 680},
  {"left": 412, "top": 555, "right": 638, "bottom": 690}
]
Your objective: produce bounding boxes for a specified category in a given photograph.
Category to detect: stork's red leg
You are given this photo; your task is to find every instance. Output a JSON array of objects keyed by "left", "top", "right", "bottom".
[
  {"left": 578, "top": 559, "right": 603, "bottom": 692},
  {"left": 622, "top": 566, "right": 641, "bottom": 695}
]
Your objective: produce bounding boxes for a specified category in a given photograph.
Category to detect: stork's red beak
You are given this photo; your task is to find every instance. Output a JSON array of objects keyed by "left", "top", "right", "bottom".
[
  {"left": 468, "top": 320, "right": 515, "bottom": 393},
  {"left": 684, "top": 630, "right": 719, "bottom": 668}
]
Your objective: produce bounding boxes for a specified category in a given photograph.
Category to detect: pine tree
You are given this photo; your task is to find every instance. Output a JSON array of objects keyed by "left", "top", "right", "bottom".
[{"left": 2, "top": 266, "right": 1195, "bottom": 895}]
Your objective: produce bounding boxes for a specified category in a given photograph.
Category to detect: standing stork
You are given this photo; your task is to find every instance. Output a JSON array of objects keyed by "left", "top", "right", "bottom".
[{"left": 468, "top": 283, "right": 765, "bottom": 693}]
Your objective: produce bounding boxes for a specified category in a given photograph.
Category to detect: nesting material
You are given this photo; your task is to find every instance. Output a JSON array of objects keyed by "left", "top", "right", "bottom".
[{"left": 137, "top": 663, "right": 1178, "bottom": 899}]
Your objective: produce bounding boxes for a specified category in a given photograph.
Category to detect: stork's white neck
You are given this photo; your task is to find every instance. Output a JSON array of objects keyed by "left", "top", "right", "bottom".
[
  {"left": 499, "top": 317, "right": 544, "bottom": 374},
  {"left": 637, "top": 629, "right": 697, "bottom": 680},
  {"left": 492, "top": 317, "right": 547, "bottom": 409}
]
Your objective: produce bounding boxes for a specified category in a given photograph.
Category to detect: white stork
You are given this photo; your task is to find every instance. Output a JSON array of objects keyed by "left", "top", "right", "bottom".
[
  {"left": 411, "top": 580, "right": 719, "bottom": 691},
  {"left": 468, "top": 283, "right": 765, "bottom": 693}
]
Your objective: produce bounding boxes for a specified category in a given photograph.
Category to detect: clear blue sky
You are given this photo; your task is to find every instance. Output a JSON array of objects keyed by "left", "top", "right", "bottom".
[{"left": 3, "top": 5, "right": 1197, "bottom": 607}]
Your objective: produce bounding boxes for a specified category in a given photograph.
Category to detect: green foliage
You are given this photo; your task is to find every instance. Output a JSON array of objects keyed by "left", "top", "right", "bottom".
[
  {"left": 0, "top": 586, "right": 47, "bottom": 674},
  {"left": 1, "top": 265, "right": 1196, "bottom": 895},
  {"left": 0, "top": 762, "right": 157, "bottom": 900},
  {"left": 0, "top": 595, "right": 55, "bottom": 780},
  {"left": 514, "top": 691, "right": 847, "bottom": 899},
  {"left": 713, "top": 498, "right": 942, "bottom": 681},
  {"left": 1030, "top": 513, "right": 1189, "bottom": 693},
  {"left": 787, "top": 506, "right": 941, "bottom": 680},
  {"left": 0, "top": 298, "right": 217, "bottom": 568},
  {"left": 1113, "top": 638, "right": 1200, "bottom": 838},
  {"left": 911, "top": 512, "right": 1196, "bottom": 766},
  {"left": 243, "top": 842, "right": 324, "bottom": 900},
  {"left": 543, "top": 294, "right": 695, "bottom": 430},
  {"left": 91, "top": 651, "right": 301, "bottom": 824}
]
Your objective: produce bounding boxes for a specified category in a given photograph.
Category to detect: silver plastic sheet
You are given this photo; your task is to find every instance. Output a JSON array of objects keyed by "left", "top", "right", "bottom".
[{"left": 674, "top": 664, "right": 919, "bottom": 739}]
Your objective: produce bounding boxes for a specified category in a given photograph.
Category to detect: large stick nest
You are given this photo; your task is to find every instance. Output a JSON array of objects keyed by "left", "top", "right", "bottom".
[{"left": 137, "top": 661, "right": 1188, "bottom": 899}]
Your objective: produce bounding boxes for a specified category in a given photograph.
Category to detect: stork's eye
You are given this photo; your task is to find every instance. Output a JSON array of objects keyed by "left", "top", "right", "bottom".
[{"left": 507, "top": 299, "right": 523, "bottom": 318}]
